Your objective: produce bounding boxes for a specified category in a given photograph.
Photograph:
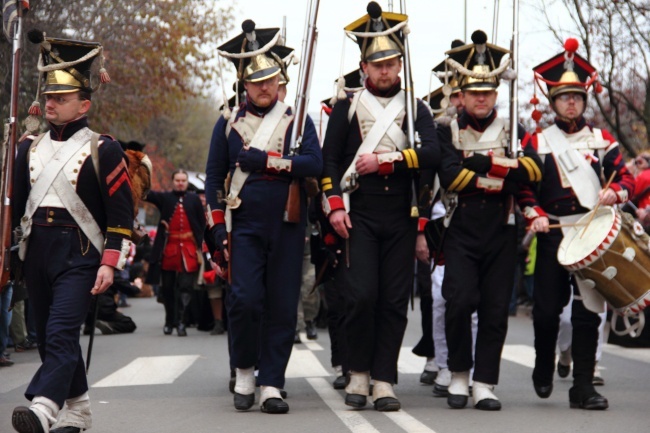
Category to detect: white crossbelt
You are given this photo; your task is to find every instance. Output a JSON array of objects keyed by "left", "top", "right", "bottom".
[
  {"left": 339, "top": 90, "right": 406, "bottom": 211},
  {"left": 19, "top": 128, "right": 104, "bottom": 259},
  {"left": 224, "top": 101, "right": 289, "bottom": 231},
  {"left": 542, "top": 125, "right": 601, "bottom": 210}
]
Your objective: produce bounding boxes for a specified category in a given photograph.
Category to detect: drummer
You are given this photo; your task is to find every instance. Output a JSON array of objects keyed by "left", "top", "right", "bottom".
[{"left": 527, "top": 39, "right": 635, "bottom": 410}]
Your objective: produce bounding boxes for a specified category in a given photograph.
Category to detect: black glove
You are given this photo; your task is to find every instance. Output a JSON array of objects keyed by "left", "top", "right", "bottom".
[
  {"left": 210, "top": 224, "right": 228, "bottom": 255},
  {"left": 237, "top": 147, "right": 267, "bottom": 172},
  {"left": 462, "top": 154, "right": 492, "bottom": 173}
]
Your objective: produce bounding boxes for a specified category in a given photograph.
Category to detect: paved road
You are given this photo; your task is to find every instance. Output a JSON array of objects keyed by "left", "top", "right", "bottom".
[{"left": 1, "top": 296, "right": 648, "bottom": 433}]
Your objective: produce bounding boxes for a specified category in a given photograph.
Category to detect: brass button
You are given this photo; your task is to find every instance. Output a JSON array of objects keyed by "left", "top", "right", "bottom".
[
  {"left": 78, "top": 160, "right": 83, "bottom": 164},
  {"left": 31, "top": 148, "right": 36, "bottom": 153},
  {"left": 384, "top": 176, "right": 388, "bottom": 180},
  {"left": 73, "top": 169, "right": 78, "bottom": 173},
  {"left": 30, "top": 167, "right": 34, "bottom": 171},
  {"left": 384, "top": 186, "right": 389, "bottom": 191},
  {"left": 47, "top": 218, "right": 53, "bottom": 223},
  {"left": 49, "top": 211, "right": 54, "bottom": 216},
  {"left": 31, "top": 179, "right": 35, "bottom": 183},
  {"left": 82, "top": 152, "right": 87, "bottom": 156},
  {"left": 71, "top": 180, "right": 76, "bottom": 185},
  {"left": 571, "top": 206, "right": 576, "bottom": 211}
]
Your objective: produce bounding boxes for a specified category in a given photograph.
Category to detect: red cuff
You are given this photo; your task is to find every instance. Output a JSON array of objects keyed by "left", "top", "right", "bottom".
[
  {"left": 488, "top": 163, "right": 510, "bottom": 179},
  {"left": 418, "top": 217, "right": 428, "bottom": 232},
  {"left": 610, "top": 183, "right": 621, "bottom": 192},
  {"left": 210, "top": 209, "right": 225, "bottom": 226},
  {"left": 328, "top": 196, "right": 345, "bottom": 212},
  {"left": 101, "top": 250, "right": 121, "bottom": 268},
  {"left": 533, "top": 206, "right": 548, "bottom": 218},
  {"left": 378, "top": 162, "right": 395, "bottom": 175}
]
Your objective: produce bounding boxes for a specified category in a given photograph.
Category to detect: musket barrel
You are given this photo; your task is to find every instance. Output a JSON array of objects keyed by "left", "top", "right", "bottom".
[
  {"left": 508, "top": 0, "right": 520, "bottom": 157},
  {"left": 289, "top": 0, "right": 320, "bottom": 153}
]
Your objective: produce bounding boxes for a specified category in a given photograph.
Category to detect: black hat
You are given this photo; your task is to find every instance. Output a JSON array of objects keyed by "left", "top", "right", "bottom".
[
  {"left": 218, "top": 20, "right": 283, "bottom": 82},
  {"left": 432, "top": 40, "right": 465, "bottom": 94},
  {"left": 532, "top": 38, "right": 599, "bottom": 99},
  {"left": 344, "top": 2, "right": 407, "bottom": 63},
  {"left": 423, "top": 86, "right": 445, "bottom": 113},
  {"left": 28, "top": 30, "right": 107, "bottom": 95},
  {"left": 324, "top": 69, "right": 366, "bottom": 107},
  {"left": 445, "top": 30, "right": 510, "bottom": 91}
]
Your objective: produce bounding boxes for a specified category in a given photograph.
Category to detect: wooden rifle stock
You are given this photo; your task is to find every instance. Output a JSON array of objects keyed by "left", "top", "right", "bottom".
[
  {"left": 1, "top": 5, "right": 26, "bottom": 290},
  {"left": 284, "top": 179, "right": 301, "bottom": 223}
]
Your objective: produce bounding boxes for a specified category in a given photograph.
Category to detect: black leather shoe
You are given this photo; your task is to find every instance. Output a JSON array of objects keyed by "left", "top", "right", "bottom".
[
  {"left": 305, "top": 321, "right": 318, "bottom": 340},
  {"left": 261, "top": 398, "right": 289, "bottom": 414},
  {"left": 293, "top": 331, "right": 302, "bottom": 344},
  {"left": 50, "top": 427, "right": 82, "bottom": 433},
  {"left": 534, "top": 381, "right": 553, "bottom": 399},
  {"left": 447, "top": 394, "right": 468, "bottom": 409},
  {"left": 333, "top": 375, "right": 347, "bottom": 390},
  {"left": 420, "top": 369, "right": 438, "bottom": 385},
  {"left": 432, "top": 383, "right": 449, "bottom": 397},
  {"left": 12, "top": 406, "right": 45, "bottom": 433},
  {"left": 345, "top": 393, "right": 367, "bottom": 408},
  {"left": 557, "top": 361, "right": 570, "bottom": 378},
  {"left": 177, "top": 324, "right": 187, "bottom": 337},
  {"left": 163, "top": 325, "right": 173, "bottom": 335},
  {"left": 229, "top": 377, "right": 236, "bottom": 394},
  {"left": 234, "top": 393, "right": 255, "bottom": 411},
  {"left": 569, "top": 386, "right": 608, "bottom": 410},
  {"left": 374, "top": 397, "right": 401, "bottom": 412},
  {"left": 475, "top": 398, "right": 502, "bottom": 411},
  {"left": 280, "top": 389, "right": 288, "bottom": 399}
]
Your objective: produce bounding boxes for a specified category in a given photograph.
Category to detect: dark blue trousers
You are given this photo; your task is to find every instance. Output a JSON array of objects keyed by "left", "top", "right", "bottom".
[
  {"left": 24, "top": 224, "right": 97, "bottom": 408},
  {"left": 228, "top": 180, "right": 305, "bottom": 389}
]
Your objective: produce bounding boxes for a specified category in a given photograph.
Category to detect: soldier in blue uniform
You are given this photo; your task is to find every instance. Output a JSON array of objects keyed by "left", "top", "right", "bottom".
[
  {"left": 321, "top": 2, "right": 440, "bottom": 412},
  {"left": 205, "top": 20, "right": 322, "bottom": 414},
  {"left": 10, "top": 34, "right": 133, "bottom": 433}
]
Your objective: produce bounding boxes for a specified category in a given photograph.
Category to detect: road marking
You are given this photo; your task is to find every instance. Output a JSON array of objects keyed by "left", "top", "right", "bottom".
[
  {"left": 602, "top": 343, "right": 650, "bottom": 364},
  {"left": 0, "top": 363, "right": 40, "bottom": 393},
  {"left": 501, "top": 344, "right": 536, "bottom": 369},
  {"left": 91, "top": 355, "right": 199, "bottom": 387},
  {"left": 297, "top": 333, "right": 324, "bottom": 351},
  {"left": 383, "top": 411, "right": 438, "bottom": 433},
  {"left": 307, "top": 377, "right": 381, "bottom": 433},
  {"left": 286, "top": 349, "right": 331, "bottom": 378},
  {"left": 398, "top": 346, "right": 425, "bottom": 374}
]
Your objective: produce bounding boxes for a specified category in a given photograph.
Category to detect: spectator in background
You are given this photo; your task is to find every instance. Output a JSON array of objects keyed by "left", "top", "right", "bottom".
[
  {"left": 1, "top": 283, "right": 14, "bottom": 367},
  {"left": 632, "top": 153, "right": 650, "bottom": 227},
  {"left": 145, "top": 170, "right": 205, "bottom": 337}
]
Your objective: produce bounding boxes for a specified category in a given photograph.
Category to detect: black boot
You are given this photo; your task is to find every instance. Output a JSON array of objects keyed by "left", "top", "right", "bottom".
[
  {"left": 569, "top": 385, "right": 608, "bottom": 410},
  {"left": 305, "top": 321, "right": 318, "bottom": 340},
  {"left": 11, "top": 406, "right": 45, "bottom": 433}
]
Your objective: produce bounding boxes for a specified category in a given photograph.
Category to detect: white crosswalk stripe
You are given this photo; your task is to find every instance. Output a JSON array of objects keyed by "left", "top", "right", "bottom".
[{"left": 91, "top": 355, "right": 200, "bottom": 387}]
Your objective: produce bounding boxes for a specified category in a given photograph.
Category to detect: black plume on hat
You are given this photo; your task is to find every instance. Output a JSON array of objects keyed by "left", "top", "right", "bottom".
[
  {"left": 451, "top": 39, "right": 464, "bottom": 49},
  {"left": 471, "top": 30, "right": 488, "bottom": 45}
]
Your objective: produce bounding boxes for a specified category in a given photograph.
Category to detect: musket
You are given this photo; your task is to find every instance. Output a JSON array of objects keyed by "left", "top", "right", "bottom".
[
  {"left": 508, "top": 0, "right": 520, "bottom": 159},
  {"left": 399, "top": 0, "right": 419, "bottom": 218},
  {"left": 503, "top": 0, "right": 520, "bottom": 226},
  {"left": 1, "top": 1, "right": 28, "bottom": 290},
  {"left": 284, "top": 0, "right": 320, "bottom": 223},
  {"left": 288, "top": 0, "right": 319, "bottom": 155}
]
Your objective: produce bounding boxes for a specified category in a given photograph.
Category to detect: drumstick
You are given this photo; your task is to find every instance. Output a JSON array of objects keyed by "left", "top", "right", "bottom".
[
  {"left": 548, "top": 223, "right": 585, "bottom": 229},
  {"left": 579, "top": 171, "right": 617, "bottom": 239}
]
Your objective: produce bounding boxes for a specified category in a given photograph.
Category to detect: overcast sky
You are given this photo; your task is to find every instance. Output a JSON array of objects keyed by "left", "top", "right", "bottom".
[{"left": 222, "top": 0, "right": 575, "bottom": 116}]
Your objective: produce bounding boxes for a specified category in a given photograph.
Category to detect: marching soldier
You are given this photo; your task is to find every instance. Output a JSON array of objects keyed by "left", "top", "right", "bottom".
[
  {"left": 10, "top": 34, "right": 133, "bottom": 433},
  {"left": 436, "top": 30, "right": 542, "bottom": 410},
  {"left": 205, "top": 20, "right": 322, "bottom": 414},
  {"left": 528, "top": 38, "right": 635, "bottom": 409},
  {"left": 321, "top": 2, "right": 439, "bottom": 411},
  {"left": 145, "top": 169, "right": 205, "bottom": 337}
]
